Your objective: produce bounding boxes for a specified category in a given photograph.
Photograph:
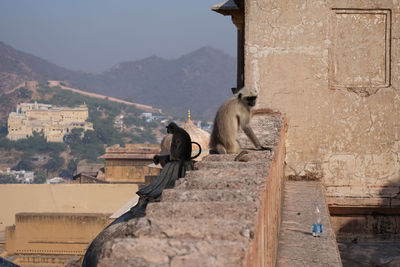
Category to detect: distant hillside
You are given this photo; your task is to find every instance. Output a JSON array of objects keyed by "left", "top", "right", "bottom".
[
  {"left": 0, "top": 83, "right": 165, "bottom": 179},
  {"left": 0, "top": 42, "right": 87, "bottom": 91},
  {"left": 0, "top": 42, "right": 236, "bottom": 120}
]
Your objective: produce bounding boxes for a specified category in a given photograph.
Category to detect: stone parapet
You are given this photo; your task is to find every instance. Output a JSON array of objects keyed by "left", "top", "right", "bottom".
[{"left": 95, "top": 114, "right": 287, "bottom": 266}]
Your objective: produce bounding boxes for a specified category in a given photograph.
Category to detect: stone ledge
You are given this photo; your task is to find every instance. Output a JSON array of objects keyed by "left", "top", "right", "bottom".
[
  {"left": 96, "top": 114, "right": 286, "bottom": 266},
  {"left": 127, "top": 217, "right": 255, "bottom": 243},
  {"left": 277, "top": 181, "right": 342, "bottom": 267},
  {"left": 161, "top": 188, "right": 261, "bottom": 202},
  {"left": 99, "top": 238, "right": 247, "bottom": 267},
  {"left": 146, "top": 201, "right": 260, "bottom": 221}
]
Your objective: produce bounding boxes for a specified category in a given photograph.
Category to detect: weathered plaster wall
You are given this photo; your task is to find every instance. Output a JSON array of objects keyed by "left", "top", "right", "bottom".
[{"left": 245, "top": 0, "right": 400, "bottom": 204}]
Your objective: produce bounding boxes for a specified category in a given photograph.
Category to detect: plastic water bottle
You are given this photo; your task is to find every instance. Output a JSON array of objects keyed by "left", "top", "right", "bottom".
[{"left": 312, "top": 202, "right": 323, "bottom": 237}]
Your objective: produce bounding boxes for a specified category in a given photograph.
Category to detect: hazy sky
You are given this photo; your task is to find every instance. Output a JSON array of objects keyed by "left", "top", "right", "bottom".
[{"left": 0, "top": 0, "right": 236, "bottom": 73}]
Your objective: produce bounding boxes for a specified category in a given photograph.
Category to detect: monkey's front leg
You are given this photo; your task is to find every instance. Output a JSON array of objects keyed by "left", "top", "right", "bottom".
[{"left": 242, "top": 125, "right": 272, "bottom": 151}]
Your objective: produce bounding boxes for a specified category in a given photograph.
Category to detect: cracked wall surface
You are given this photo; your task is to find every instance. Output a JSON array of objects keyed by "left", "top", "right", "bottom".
[{"left": 245, "top": 0, "right": 400, "bottom": 204}]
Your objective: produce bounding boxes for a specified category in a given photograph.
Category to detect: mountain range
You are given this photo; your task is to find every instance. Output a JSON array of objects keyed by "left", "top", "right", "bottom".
[{"left": 0, "top": 42, "right": 236, "bottom": 120}]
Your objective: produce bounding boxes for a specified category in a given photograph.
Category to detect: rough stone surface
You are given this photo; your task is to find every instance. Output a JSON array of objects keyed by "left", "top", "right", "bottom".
[
  {"left": 277, "top": 181, "right": 342, "bottom": 267},
  {"left": 161, "top": 188, "right": 260, "bottom": 202},
  {"left": 98, "top": 238, "right": 247, "bottom": 267},
  {"left": 146, "top": 201, "right": 260, "bottom": 221},
  {"left": 245, "top": 0, "right": 400, "bottom": 205},
  {"left": 96, "top": 114, "right": 286, "bottom": 266},
  {"left": 126, "top": 217, "right": 255, "bottom": 243}
]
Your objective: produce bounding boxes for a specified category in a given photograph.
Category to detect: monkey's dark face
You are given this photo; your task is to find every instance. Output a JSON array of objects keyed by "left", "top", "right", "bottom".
[
  {"left": 246, "top": 96, "right": 257, "bottom": 107},
  {"left": 166, "top": 122, "right": 178, "bottom": 134}
]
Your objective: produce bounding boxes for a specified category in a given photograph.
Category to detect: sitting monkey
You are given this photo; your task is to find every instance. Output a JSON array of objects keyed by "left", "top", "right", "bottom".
[{"left": 209, "top": 86, "right": 271, "bottom": 154}]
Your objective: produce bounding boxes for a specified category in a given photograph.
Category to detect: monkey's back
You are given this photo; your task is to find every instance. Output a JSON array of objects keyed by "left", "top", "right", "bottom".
[{"left": 171, "top": 128, "right": 192, "bottom": 161}]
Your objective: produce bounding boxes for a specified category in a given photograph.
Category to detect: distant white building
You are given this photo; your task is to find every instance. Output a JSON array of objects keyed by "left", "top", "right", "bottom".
[
  {"left": 13, "top": 170, "right": 34, "bottom": 184},
  {"left": 140, "top": 113, "right": 153, "bottom": 122},
  {"left": 46, "top": 177, "right": 67, "bottom": 184}
]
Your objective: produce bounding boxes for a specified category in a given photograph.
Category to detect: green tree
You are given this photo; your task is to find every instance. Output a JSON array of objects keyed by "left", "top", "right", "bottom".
[
  {"left": 82, "top": 130, "right": 101, "bottom": 144},
  {"left": 123, "top": 96, "right": 135, "bottom": 103},
  {"left": 0, "top": 124, "right": 8, "bottom": 138},
  {"left": 17, "top": 87, "right": 32, "bottom": 99},
  {"left": 34, "top": 170, "right": 46, "bottom": 184},
  {"left": 13, "top": 159, "right": 34, "bottom": 171},
  {"left": 43, "top": 152, "right": 65, "bottom": 173},
  {"left": 64, "top": 128, "right": 84, "bottom": 144},
  {"left": 59, "top": 159, "right": 78, "bottom": 178},
  {"left": 0, "top": 173, "right": 19, "bottom": 184}
]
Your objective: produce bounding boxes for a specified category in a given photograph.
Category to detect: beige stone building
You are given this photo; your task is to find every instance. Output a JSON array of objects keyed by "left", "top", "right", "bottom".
[
  {"left": 213, "top": 0, "right": 400, "bottom": 207},
  {"left": 5, "top": 213, "right": 111, "bottom": 266},
  {"left": 101, "top": 113, "right": 210, "bottom": 184},
  {"left": 0, "top": 184, "right": 139, "bottom": 266},
  {"left": 7, "top": 102, "right": 93, "bottom": 142},
  {"left": 100, "top": 144, "right": 161, "bottom": 183}
]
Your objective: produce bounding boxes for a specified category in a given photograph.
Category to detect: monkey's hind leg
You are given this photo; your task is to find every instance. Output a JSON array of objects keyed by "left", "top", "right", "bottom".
[{"left": 214, "top": 144, "right": 228, "bottom": 154}]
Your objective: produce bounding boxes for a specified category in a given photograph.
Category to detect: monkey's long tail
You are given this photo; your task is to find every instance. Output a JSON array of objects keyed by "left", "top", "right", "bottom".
[
  {"left": 177, "top": 159, "right": 185, "bottom": 179},
  {"left": 177, "top": 142, "right": 201, "bottom": 179},
  {"left": 190, "top": 141, "right": 202, "bottom": 160}
]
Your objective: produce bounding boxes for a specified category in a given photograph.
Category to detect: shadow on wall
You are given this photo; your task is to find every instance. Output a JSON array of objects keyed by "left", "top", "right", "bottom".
[{"left": 330, "top": 181, "right": 400, "bottom": 266}]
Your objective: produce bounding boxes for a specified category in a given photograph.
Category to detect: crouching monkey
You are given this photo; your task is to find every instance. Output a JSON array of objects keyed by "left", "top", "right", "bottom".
[{"left": 209, "top": 86, "right": 271, "bottom": 154}]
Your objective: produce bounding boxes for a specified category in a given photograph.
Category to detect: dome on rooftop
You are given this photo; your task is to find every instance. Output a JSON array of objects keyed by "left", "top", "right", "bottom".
[
  {"left": 160, "top": 134, "right": 172, "bottom": 154},
  {"left": 182, "top": 110, "right": 210, "bottom": 160}
]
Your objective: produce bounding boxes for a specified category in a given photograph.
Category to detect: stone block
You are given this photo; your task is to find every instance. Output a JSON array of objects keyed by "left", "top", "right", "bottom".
[
  {"left": 126, "top": 217, "right": 254, "bottom": 243},
  {"left": 175, "top": 171, "right": 266, "bottom": 190},
  {"left": 161, "top": 188, "right": 260, "bottom": 203},
  {"left": 98, "top": 238, "right": 247, "bottom": 267},
  {"left": 146, "top": 202, "right": 259, "bottom": 222},
  {"left": 195, "top": 161, "right": 268, "bottom": 171}
]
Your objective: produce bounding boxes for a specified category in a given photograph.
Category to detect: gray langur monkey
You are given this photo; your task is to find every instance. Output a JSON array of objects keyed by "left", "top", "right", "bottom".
[{"left": 209, "top": 87, "right": 271, "bottom": 154}]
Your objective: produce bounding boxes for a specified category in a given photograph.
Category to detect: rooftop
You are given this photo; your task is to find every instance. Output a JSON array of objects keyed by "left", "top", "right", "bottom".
[{"left": 99, "top": 144, "right": 161, "bottom": 160}]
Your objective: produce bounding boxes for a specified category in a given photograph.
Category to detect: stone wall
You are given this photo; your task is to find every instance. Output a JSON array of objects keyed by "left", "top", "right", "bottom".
[
  {"left": 93, "top": 114, "right": 286, "bottom": 266},
  {"left": 101, "top": 144, "right": 161, "bottom": 183},
  {"left": 5, "top": 213, "right": 111, "bottom": 266},
  {"left": 0, "top": 184, "right": 138, "bottom": 231},
  {"left": 330, "top": 206, "right": 400, "bottom": 242},
  {"left": 245, "top": 115, "right": 287, "bottom": 266},
  {"left": 245, "top": 0, "right": 400, "bottom": 204},
  {"left": 6, "top": 213, "right": 111, "bottom": 255},
  {"left": 105, "top": 162, "right": 161, "bottom": 183}
]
